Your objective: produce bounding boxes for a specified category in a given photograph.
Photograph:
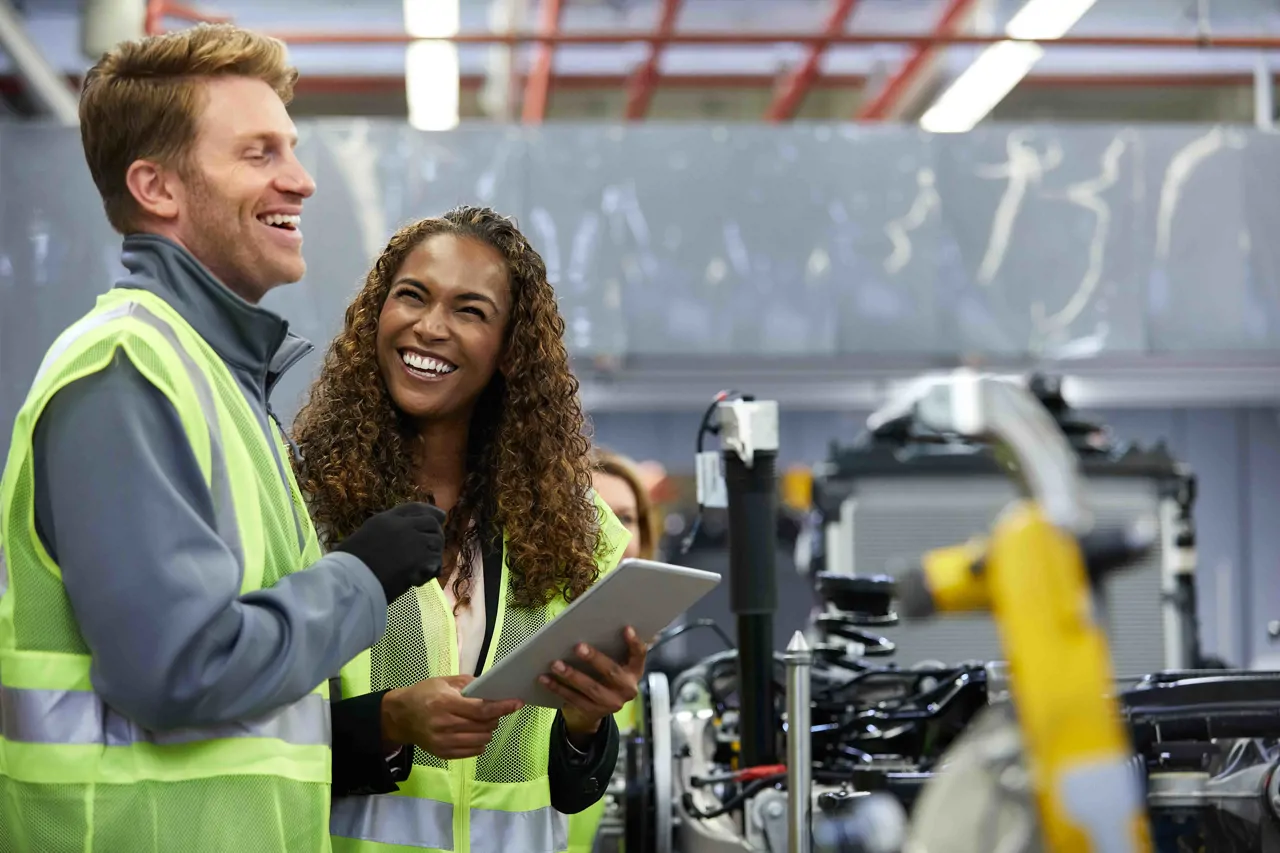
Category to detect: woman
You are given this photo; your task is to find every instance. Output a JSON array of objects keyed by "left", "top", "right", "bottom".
[
  {"left": 567, "top": 447, "right": 661, "bottom": 853},
  {"left": 589, "top": 447, "right": 660, "bottom": 566},
  {"left": 294, "top": 206, "right": 646, "bottom": 853}
]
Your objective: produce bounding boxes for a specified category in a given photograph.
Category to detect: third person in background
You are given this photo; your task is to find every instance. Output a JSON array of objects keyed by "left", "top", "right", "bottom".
[
  {"left": 568, "top": 446, "right": 663, "bottom": 853},
  {"left": 293, "top": 205, "right": 648, "bottom": 852}
]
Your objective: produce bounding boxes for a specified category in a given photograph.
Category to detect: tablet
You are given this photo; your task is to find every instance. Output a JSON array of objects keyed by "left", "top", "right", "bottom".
[{"left": 462, "top": 558, "right": 722, "bottom": 708}]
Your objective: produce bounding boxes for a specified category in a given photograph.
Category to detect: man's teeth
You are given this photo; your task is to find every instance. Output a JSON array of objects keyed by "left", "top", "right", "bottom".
[
  {"left": 260, "top": 213, "right": 301, "bottom": 228},
  {"left": 402, "top": 352, "right": 457, "bottom": 374}
]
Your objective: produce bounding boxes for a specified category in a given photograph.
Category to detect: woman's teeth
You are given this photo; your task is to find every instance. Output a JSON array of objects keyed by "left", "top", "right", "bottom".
[{"left": 402, "top": 352, "right": 457, "bottom": 375}]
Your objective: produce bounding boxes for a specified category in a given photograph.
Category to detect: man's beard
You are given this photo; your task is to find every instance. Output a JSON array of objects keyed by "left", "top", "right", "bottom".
[{"left": 181, "top": 171, "right": 277, "bottom": 303}]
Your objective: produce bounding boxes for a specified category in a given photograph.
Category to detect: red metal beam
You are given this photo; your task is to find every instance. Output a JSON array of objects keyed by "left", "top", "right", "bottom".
[
  {"left": 623, "top": 0, "right": 683, "bottom": 121},
  {"left": 764, "top": 0, "right": 861, "bottom": 122},
  {"left": 242, "top": 30, "right": 1280, "bottom": 50},
  {"left": 145, "top": 0, "right": 231, "bottom": 36},
  {"left": 855, "top": 0, "right": 977, "bottom": 121},
  {"left": 521, "top": 0, "right": 565, "bottom": 124}
]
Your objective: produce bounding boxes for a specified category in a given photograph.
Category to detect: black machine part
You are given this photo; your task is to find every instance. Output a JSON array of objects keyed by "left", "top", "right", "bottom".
[{"left": 721, "top": 404, "right": 780, "bottom": 770}]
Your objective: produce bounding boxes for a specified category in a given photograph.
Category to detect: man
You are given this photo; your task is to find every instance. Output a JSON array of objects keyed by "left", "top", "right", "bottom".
[{"left": 0, "top": 23, "right": 443, "bottom": 852}]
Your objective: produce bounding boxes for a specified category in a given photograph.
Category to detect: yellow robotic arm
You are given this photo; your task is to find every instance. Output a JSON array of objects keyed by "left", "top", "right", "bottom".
[{"left": 873, "top": 373, "right": 1152, "bottom": 853}]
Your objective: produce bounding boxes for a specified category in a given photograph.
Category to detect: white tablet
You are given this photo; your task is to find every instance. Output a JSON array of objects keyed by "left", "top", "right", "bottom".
[{"left": 462, "top": 558, "right": 722, "bottom": 708}]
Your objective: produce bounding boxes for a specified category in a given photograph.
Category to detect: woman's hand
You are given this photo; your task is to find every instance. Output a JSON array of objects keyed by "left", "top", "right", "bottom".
[
  {"left": 540, "top": 626, "right": 649, "bottom": 745},
  {"left": 381, "top": 675, "right": 523, "bottom": 759}
]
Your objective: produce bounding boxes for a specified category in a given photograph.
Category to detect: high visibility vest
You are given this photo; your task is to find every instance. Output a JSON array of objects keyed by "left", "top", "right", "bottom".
[
  {"left": 330, "top": 497, "right": 630, "bottom": 853},
  {"left": 0, "top": 288, "right": 333, "bottom": 852}
]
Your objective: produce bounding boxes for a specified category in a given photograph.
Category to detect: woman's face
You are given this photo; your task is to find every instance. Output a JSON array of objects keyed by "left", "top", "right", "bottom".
[
  {"left": 593, "top": 470, "right": 642, "bottom": 560},
  {"left": 376, "top": 233, "right": 512, "bottom": 424}
]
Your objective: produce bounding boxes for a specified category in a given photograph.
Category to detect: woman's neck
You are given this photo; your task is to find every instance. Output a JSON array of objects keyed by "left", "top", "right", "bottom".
[{"left": 412, "top": 419, "right": 470, "bottom": 512}]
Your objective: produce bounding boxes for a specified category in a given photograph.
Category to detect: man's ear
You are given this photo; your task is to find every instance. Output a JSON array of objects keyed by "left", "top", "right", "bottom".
[{"left": 125, "top": 159, "right": 181, "bottom": 222}]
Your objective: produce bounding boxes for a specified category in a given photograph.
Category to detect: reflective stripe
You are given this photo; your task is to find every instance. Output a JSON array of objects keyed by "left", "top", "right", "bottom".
[
  {"left": 0, "top": 684, "right": 329, "bottom": 747},
  {"left": 32, "top": 303, "right": 134, "bottom": 384},
  {"left": 330, "top": 796, "right": 567, "bottom": 853},
  {"left": 128, "top": 304, "right": 245, "bottom": 573},
  {"left": 471, "top": 805, "right": 568, "bottom": 853},
  {"left": 33, "top": 300, "right": 245, "bottom": 572},
  {"left": 331, "top": 794, "right": 455, "bottom": 850},
  {"left": 0, "top": 546, "right": 7, "bottom": 597}
]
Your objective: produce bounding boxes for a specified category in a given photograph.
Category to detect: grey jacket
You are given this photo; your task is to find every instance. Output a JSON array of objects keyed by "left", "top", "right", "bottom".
[{"left": 30, "top": 234, "right": 388, "bottom": 730}]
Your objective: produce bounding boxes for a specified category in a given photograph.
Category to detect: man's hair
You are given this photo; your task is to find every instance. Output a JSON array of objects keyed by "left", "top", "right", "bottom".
[{"left": 79, "top": 23, "right": 298, "bottom": 234}]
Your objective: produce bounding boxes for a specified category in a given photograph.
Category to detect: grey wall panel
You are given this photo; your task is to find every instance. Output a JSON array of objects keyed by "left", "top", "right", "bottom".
[
  {"left": 1136, "top": 127, "right": 1280, "bottom": 352},
  {"left": 935, "top": 127, "right": 1148, "bottom": 358}
]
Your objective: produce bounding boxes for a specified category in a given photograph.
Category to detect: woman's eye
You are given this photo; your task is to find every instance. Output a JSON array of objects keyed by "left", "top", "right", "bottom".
[{"left": 460, "top": 306, "right": 485, "bottom": 318}]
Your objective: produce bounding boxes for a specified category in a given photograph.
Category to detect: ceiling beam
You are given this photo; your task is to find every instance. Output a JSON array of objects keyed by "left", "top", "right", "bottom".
[
  {"left": 623, "top": 0, "right": 683, "bottom": 121},
  {"left": 0, "top": 0, "right": 78, "bottom": 124},
  {"left": 763, "top": 0, "right": 861, "bottom": 122},
  {"left": 520, "top": 0, "right": 564, "bottom": 124},
  {"left": 854, "top": 0, "right": 980, "bottom": 121}
]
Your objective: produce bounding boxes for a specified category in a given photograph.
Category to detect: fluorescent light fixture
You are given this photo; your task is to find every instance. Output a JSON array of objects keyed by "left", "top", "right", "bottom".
[
  {"left": 404, "top": 0, "right": 460, "bottom": 131},
  {"left": 919, "top": 0, "right": 1097, "bottom": 133}
]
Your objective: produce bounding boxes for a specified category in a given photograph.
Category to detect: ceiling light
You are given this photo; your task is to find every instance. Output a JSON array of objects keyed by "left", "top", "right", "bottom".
[
  {"left": 919, "top": 0, "right": 1098, "bottom": 133},
  {"left": 404, "top": 0, "right": 460, "bottom": 131}
]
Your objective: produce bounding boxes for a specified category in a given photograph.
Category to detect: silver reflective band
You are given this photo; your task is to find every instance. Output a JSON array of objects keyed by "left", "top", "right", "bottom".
[
  {"left": 0, "top": 685, "right": 329, "bottom": 747},
  {"left": 471, "top": 805, "right": 568, "bottom": 853},
  {"left": 32, "top": 301, "right": 245, "bottom": 572},
  {"left": 331, "top": 794, "right": 455, "bottom": 850},
  {"left": 330, "top": 797, "right": 567, "bottom": 853},
  {"left": 0, "top": 547, "right": 7, "bottom": 598},
  {"left": 33, "top": 303, "right": 135, "bottom": 384}
]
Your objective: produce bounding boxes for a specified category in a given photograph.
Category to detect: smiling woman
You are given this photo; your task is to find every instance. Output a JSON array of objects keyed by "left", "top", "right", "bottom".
[{"left": 293, "top": 205, "right": 642, "bottom": 853}]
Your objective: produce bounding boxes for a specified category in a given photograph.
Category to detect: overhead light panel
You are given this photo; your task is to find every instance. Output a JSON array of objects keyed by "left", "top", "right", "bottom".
[
  {"left": 404, "top": 0, "right": 461, "bottom": 131},
  {"left": 920, "top": 0, "right": 1098, "bottom": 133}
]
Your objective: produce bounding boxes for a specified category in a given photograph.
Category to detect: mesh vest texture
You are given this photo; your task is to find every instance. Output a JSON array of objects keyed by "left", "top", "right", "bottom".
[{"left": 331, "top": 497, "right": 629, "bottom": 853}]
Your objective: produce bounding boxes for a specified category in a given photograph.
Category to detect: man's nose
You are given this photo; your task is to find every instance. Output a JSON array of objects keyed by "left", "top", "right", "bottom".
[{"left": 277, "top": 151, "right": 316, "bottom": 199}]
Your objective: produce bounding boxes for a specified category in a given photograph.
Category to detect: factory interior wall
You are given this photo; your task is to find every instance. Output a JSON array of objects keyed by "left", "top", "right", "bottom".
[{"left": 591, "top": 407, "right": 1280, "bottom": 672}]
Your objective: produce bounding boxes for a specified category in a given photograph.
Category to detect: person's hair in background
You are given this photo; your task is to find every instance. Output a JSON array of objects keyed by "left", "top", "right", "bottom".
[
  {"left": 79, "top": 23, "right": 297, "bottom": 234},
  {"left": 293, "top": 206, "right": 603, "bottom": 610},
  {"left": 590, "top": 446, "right": 658, "bottom": 561}
]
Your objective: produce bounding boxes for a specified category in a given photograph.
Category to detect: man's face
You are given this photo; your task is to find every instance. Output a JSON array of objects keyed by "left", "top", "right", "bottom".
[{"left": 171, "top": 76, "right": 315, "bottom": 303}]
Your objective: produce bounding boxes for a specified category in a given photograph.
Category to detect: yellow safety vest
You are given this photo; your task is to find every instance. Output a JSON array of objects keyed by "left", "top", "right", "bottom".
[
  {"left": 0, "top": 288, "right": 332, "bottom": 852},
  {"left": 331, "top": 497, "right": 630, "bottom": 853}
]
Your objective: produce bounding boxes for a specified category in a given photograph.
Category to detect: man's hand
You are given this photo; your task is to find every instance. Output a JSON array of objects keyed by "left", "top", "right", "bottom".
[
  {"left": 381, "top": 675, "right": 522, "bottom": 760},
  {"left": 539, "top": 626, "right": 648, "bottom": 746}
]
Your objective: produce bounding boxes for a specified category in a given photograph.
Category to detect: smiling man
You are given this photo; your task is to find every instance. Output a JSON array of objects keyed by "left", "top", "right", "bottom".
[{"left": 0, "top": 24, "right": 448, "bottom": 852}]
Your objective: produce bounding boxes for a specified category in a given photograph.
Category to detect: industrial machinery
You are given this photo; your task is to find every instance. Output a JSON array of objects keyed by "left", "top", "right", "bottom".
[{"left": 609, "top": 372, "right": 1280, "bottom": 853}]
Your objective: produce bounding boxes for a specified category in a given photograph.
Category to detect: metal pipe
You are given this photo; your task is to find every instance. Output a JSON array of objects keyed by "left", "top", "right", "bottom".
[
  {"left": 785, "top": 630, "right": 813, "bottom": 853},
  {"left": 520, "top": 0, "right": 563, "bottom": 124},
  {"left": 624, "top": 0, "right": 683, "bottom": 121},
  {"left": 720, "top": 398, "right": 780, "bottom": 770},
  {"left": 764, "top": 0, "right": 861, "bottom": 123},
  {"left": 856, "top": 0, "right": 979, "bottom": 121},
  {"left": 247, "top": 29, "right": 1280, "bottom": 50},
  {"left": 1255, "top": 53, "right": 1274, "bottom": 130},
  {"left": 0, "top": 0, "right": 78, "bottom": 124}
]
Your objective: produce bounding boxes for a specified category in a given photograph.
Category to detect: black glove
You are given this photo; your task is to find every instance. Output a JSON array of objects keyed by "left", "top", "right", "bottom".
[{"left": 335, "top": 502, "right": 447, "bottom": 604}]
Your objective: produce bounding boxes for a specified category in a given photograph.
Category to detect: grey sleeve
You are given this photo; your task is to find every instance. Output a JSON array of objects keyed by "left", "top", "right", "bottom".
[{"left": 32, "top": 351, "right": 388, "bottom": 731}]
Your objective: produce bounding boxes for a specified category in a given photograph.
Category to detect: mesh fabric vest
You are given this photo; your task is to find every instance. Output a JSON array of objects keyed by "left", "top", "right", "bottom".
[
  {"left": 0, "top": 288, "right": 332, "bottom": 852},
  {"left": 331, "top": 496, "right": 629, "bottom": 853}
]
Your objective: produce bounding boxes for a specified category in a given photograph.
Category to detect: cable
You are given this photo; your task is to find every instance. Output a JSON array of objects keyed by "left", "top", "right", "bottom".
[{"left": 651, "top": 618, "right": 736, "bottom": 653}]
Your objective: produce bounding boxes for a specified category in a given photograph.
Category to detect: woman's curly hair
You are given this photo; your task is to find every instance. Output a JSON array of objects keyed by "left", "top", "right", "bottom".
[{"left": 292, "top": 205, "right": 602, "bottom": 609}]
